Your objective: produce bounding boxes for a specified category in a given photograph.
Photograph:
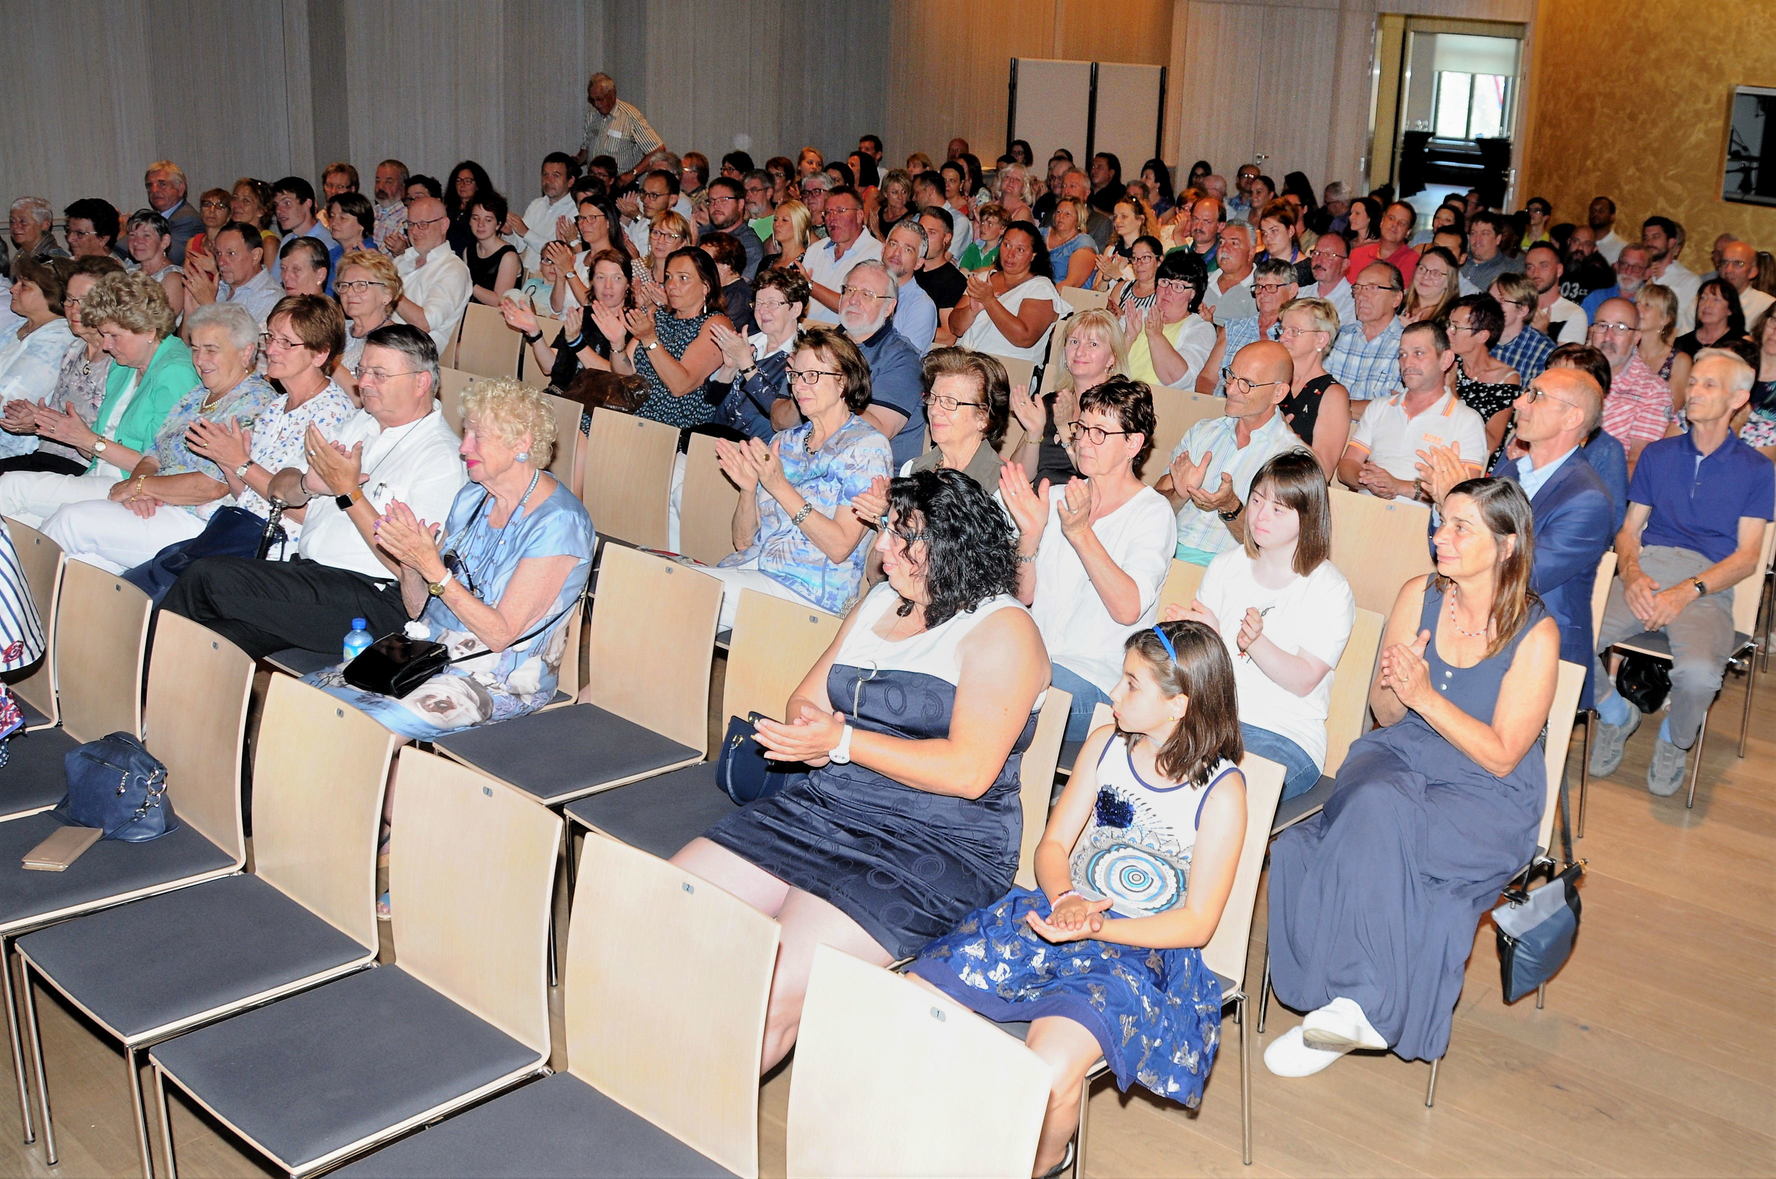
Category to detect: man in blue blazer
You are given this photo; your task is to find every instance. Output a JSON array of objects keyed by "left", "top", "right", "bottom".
[{"left": 1422, "top": 366, "right": 1614, "bottom": 707}]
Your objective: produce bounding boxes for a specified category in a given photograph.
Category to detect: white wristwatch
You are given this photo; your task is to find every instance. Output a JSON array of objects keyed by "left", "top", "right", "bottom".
[{"left": 828, "top": 723, "right": 854, "bottom": 765}]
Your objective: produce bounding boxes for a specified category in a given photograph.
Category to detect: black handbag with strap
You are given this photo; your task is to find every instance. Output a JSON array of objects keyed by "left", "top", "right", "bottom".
[{"left": 1492, "top": 769, "right": 1585, "bottom": 1002}]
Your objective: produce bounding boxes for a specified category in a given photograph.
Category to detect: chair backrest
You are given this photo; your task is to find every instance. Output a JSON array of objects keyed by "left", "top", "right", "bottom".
[
  {"left": 567, "top": 835, "right": 780, "bottom": 1178},
  {"left": 250, "top": 676, "right": 400, "bottom": 953},
  {"left": 984, "top": 351, "right": 1035, "bottom": 395},
  {"left": 1731, "top": 521, "right": 1776, "bottom": 635},
  {"left": 1536, "top": 660, "right": 1587, "bottom": 857},
  {"left": 1014, "top": 688, "right": 1071, "bottom": 889},
  {"left": 1324, "top": 606, "right": 1385, "bottom": 776},
  {"left": 146, "top": 613, "right": 252, "bottom": 863},
  {"left": 1328, "top": 486, "right": 1433, "bottom": 615},
  {"left": 788, "top": 944, "right": 1049, "bottom": 1179},
  {"left": 3, "top": 517, "right": 61, "bottom": 724},
  {"left": 1058, "top": 285, "right": 1108, "bottom": 315},
  {"left": 1158, "top": 557, "right": 1207, "bottom": 613},
  {"left": 57, "top": 561, "right": 151, "bottom": 742},
  {"left": 1589, "top": 550, "right": 1617, "bottom": 645},
  {"left": 437, "top": 367, "right": 474, "bottom": 433},
  {"left": 679, "top": 431, "right": 742, "bottom": 565},
  {"left": 721, "top": 589, "right": 843, "bottom": 726},
  {"left": 555, "top": 596, "right": 587, "bottom": 701},
  {"left": 541, "top": 391, "right": 584, "bottom": 489},
  {"left": 1199, "top": 754, "right": 1285, "bottom": 987},
  {"left": 1148, "top": 390, "right": 1229, "bottom": 483},
  {"left": 582, "top": 546, "right": 722, "bottom": 750},
  {"left": 386, "top": 748, "right": 561, "bottom": 1055},
  {"left": 520, "top": 314, "right": 565, "bottom": 383},
  {"left": 581, "top": 410, "right": 678, "bottom": 549},
  {"left": 451, "top": 301, "right": 521, "bottom": 380}
]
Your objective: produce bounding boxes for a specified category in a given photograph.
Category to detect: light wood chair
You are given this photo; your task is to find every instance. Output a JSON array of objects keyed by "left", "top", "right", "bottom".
[
  {"left": 16, "top": 675, "right": 399, "bottom": 1175},
  {"left": 1328, "top": 486, "right": 1433, "bottom": 614},
  {"left": 328, "top": 834, "right": 781, "bottom": 1179},
  {"left": 984, "top": 351, "right": 1036, "bottom": 395},
  {"left": 540, "top": 390, "right": 584, "bottom": 489},
  {"left": 1148, "top": 389, "right": 1229, "bottom": 484},
  {"left": 518, "top": 313, "right": 564, "bottom": 384},
  {"left": 1266, "top": 605, "right": 1387, "bottom": 834},
  {"left": 1013, "top": 688, "right": 1072, "bottom": 889},
  {"left": 679, "top": 431, "right": 741, "bottom": 566},
  {"left": 0, "top": 562, "right": 153, "bottom": 823},
  {"left": 1057, "top": 286, "right": 1109, "bottom": 316},
  {"left": 150, "top": 749, "right": 561, "bottom": 1177},
  {"left": 2, "top": 518, "right": 60, "bottom": 729},
  {"left": 433, "top": 545, "right": 722, "bottom": 808},
  {"left": 438, "top": 366, "right": 474, "bottom": 433},
  {"left": 451, "top": 301, "right": 522, "bottom": 381},
  {"left": 0, "top": 613, "right": 252, "bottom": 1148},
  {"left": 1158, "top": 557, "right": 1208, "bottom": 614},
  {"left": 788, "top": 944, "right": 1051, "bottom": 1179},
  {"left": 563, "top": 588, "right": 842, "bottom": 860},
  {"left": 581, "top": 410, "right": 679, "bottom": 550}
]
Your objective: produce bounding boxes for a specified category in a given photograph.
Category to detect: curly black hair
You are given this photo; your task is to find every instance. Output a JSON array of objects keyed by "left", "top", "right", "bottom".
[{"left": 885, "top": 468, "right": 1018, "bottom": 627}]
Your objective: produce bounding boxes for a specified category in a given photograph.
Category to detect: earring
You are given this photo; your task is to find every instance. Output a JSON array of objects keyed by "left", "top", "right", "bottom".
[{"left": 515, "top": 450, "right": 531, "bottom": 463}]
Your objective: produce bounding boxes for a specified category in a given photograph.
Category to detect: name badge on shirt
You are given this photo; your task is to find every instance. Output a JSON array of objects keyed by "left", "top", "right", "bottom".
[{"left": 606, "top": 128, "right": 623, "bottom": 139}]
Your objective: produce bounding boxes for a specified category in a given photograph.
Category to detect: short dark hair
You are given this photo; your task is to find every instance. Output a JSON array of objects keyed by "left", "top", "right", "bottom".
[
  {"left": 272, "top": 176, "right": 316, "bottom": 208},
  {"left": 721, "top": 150, "right": 756, "bottom": 175},
  {"left": 666, "top": 246, "right": 723, "bottom": 314},
  {"left": 469, "top": 191, "right": 510, "bottom": 225},
  {"left": 922, "top": 346, "right": 1012, "bottom": 449},
  {"left": 69, "top": 254, "right": 126, "bottom": 282},
  {"left": 1124, "top": 620, "right": 1243, "bottom": 785},
  {"left": 321, "top": 162, "right": 359, "bottom": 190},
  {"left": 918, "top": 204, "right": 953, "bottom": 234},
  {"left": 884, "top": 468, "right": 1018, "bottom": 628},
  {"left": 214, "top": 220, "right": 265, "bottom": 257},
  {"left": 1548, "top": 342, "right": 1612, "bottom": 397},
  {"left": 542, "top": 151, "right": 580, "bottom": 179},
  {"left": 1403, "top": 318, "right": 1451, "bottom": 352},
  {"left": 268, "top": 293, "right": 346, "bottom": 366},
  {"left": 327, "top": 191, "right": 375, "bottom": 241},
  {"left": 11, "top": 254, "right": 70, "bottom": 315},
  {"left": 1079, "top": 375, "right": 1157, "bottom": 476},
  {"left": 699, "top": 230, "right": 745, "bottom": 275},
  {"left": 1642, "top": 215, "right": 1679, "bottom": 239},
  {"left": 859, "top": 134, "right": 884, "bottom": 154},
  {"left": 796, "top": 324, "right": 873, "bottom": 413},
  {"left": 278, "top": 235, "right": 331, "bottom": 282},
  {"left": 64, "top": 198, "right": 120, "bottom": 245},
  {"left": 754, "top": 266, "right": 811, "bottom": 312},
  {"left": 706, "top": 176, "right": 744, "bottom": 203},
  {"left": 406, "top": 174, "right": 443, "bottom": 200},
  {"left": 1157, "top": 249, "right": 1208, "bottom": 313},
  {"left": 1448, "top": 292, "right": 1505, "bottom": 349},
  {"left": 644, "top": 167, "right": 681, "bottom": 198}
]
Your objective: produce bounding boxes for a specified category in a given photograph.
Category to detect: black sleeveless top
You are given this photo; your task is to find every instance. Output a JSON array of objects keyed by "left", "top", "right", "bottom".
[{"left": 1280, "top": 372, "right": 1337, "bottom": 448}]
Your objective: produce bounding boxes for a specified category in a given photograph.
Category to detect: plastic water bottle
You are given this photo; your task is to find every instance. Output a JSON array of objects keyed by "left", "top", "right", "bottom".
[{"left": 343, "top": 618, "right": 374, "bottom": 662}]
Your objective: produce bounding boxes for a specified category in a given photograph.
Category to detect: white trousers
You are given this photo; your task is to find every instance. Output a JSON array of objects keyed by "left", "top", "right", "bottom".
[
  {"left": 704, "top": 561, "right": 818, "bottom": 631},
  {"left": 42, "top": 498, "right": 208, "bottom": 575},
  {"left": 0, "top": 469, "right": 114, "bottom": 529}
]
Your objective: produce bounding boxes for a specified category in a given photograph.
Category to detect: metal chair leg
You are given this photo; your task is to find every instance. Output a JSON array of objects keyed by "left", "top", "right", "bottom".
[
  {"left": 1237, "top": 993, "right": 1252, "bottom": 1165},
  {"left": 1577, "top": 710, "right": 1592, "bottom": 839},
  {"left": 1425, "top": 1057, "right": 1439, "bottom": 1108},
  {"left": 1739, "top": 641, "right": 1758, "bottom": 757},
  {"left": 3, "top": 937, "right": 34, "bottom": 1143},
  {"left": 1535, "top": 982, "right": 1546, "bottom": 1011},
  {"left": 154, "top": 1065, "right": 178, "bottom": 1179},
  {"left": 1686, "top": 708, "right": 1711, "bottom": 810},
  {"left": 1257, "top": 953, "right": 1272, "bottom": 1034},
  {"left": 127, "top": 1044, "right": 155, "bottom": 1179},
  {"left": 1069, "top": 1073, "right": 1091, "bottom": 1179},
  {"left": 19, "top": 958, "right": 54, "bottom": 1164}
]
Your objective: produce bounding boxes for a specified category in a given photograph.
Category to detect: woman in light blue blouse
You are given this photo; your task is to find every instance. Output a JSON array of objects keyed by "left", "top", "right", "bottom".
[
  {"left": 307, "top": 377, "right": 594, "bottom": 739},
  {"left": 709, "top": 325, "right": 892, "bottom": 628}
]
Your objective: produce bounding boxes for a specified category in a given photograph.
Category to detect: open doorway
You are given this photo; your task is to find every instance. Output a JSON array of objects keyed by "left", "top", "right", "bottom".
[{"left": 1368, "top": 16, "right": 1527, "bottom": 219}]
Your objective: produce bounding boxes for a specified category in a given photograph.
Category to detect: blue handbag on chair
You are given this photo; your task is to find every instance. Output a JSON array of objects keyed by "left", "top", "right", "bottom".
[{"left": 52, "top": 732, "right": 176, "bottom": 842}]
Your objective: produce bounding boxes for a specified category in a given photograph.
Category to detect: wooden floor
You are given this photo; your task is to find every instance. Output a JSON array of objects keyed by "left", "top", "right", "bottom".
[{"left": 3, "top": 668, "right": 1773, "bottom": 1178}]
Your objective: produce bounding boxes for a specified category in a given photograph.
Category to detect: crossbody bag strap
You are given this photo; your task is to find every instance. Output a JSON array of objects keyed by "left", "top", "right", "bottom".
[{"left": 440, "top": 593, "right": 583, "bottom": 667}]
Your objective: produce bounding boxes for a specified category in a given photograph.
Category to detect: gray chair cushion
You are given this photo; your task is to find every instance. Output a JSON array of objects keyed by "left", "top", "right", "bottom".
[
  {"left": 18, "top": 873, "right": 368, "bottom": 1040},
  {"left": 0, "top": 815, "right": 234, "bottom": 935},
  {"left": 0, "top": 725, "right": 76, "bottom": 820},
  {"left": 436, "top": 705, "right": 700, "bottom": 807},
  {"left": 1270, "top": 774, "right": 1337, "bottom": 835},
  {"left": 563, "top": 764, "right": 733, "bottom": 860},
  {"left": 150, "top": 965, "right": 541, "bottom": 1172},
  {"left": 332, "top": 1071, "right": 736, "bottom": 1178},
  {"left": 264, "top": 647, "right": 336, "bottom": 678},
  {"left": 15, "top": 694, "right": 51, "bottom": 729}
]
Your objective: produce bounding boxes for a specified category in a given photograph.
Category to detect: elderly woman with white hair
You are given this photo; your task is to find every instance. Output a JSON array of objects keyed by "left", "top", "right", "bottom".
[
  {"left": 41, "top": 301, "right": 281, "bottom": 572},
  {"left": 306, "top": 376, "right": 595, "bottom": 740},
  {"left": 8, "top": 197, "right": 66, "bottom": 264}
]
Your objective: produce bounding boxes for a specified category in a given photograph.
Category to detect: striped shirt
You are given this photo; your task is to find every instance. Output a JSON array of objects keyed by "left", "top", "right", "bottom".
[
  {"left": 578, "top": 98, "right": 663, "bottom": 173},
  {"left": 1600, "top": 353, "right": 1675, "bottom": 451}
]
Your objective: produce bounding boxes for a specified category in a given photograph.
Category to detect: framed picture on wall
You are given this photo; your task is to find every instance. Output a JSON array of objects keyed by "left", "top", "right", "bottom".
[{"left": 1724, "top": 86, "right": 1776, "bottom": 207}]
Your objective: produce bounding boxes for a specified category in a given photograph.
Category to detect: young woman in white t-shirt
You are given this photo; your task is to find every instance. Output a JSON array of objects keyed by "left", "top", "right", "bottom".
[{"left": 1167, "top": 450, "right": 1354, "bottom": 798}]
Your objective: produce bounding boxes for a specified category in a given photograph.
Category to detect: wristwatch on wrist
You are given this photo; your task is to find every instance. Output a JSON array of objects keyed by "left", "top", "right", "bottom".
[
  {"left": 1692, "top": 578, "right": 1708, "bottom": 598},
  {"left": 234, "top": 461, "right": 252, "bottom": 480},
  {"left": 428, "top": 570, "right": 454, "bottom": 597},
  {"left": 523, "top": 330, "right": 543, "bottom": 344},
  {"left": 91, "top": 438, "right": 108, "bottom": 455},
  {"left": 828, "top": 723, "right": 854, "bottom": 765},
  {"left": 336, "top": 489, "right": 360, "bottom": 511},
  {"left": 1218, "top": 500, "right": 1244, "bottom": 522}
]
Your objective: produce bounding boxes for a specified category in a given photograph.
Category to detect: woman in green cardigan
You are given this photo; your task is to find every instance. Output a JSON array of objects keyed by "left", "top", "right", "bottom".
[{"left": 0, "top": 271, "right": 197, "bottom": 527}]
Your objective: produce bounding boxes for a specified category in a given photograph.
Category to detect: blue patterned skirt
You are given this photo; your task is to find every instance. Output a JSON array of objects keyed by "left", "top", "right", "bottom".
[{"left": 909, "top": 887, "right": 1222, "bottom": 1106}]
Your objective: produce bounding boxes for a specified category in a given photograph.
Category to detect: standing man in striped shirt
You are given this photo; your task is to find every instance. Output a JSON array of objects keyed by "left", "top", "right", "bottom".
[{"left": 575, "top": 73, "right": 670, "bottom": 190}]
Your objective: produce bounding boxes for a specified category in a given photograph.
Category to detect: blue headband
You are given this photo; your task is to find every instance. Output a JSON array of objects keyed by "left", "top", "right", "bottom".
[{"left": 1151, "top": 625, "right": 1177, "bottom": 663}]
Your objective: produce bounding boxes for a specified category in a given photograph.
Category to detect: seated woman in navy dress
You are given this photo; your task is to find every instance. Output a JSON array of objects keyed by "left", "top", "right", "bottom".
[
  {"left": 911, "top": 620, "right": 1248, "bottom": 1179},
  {"left": 307, "top": 377, "right": 594, "bottom": 739},
  {"left": 1264, "top": 477, "right": 1558, "bottom": 1077},
  {"left": 673, "top": 467, "right": 1049, "bottom": 1074}
]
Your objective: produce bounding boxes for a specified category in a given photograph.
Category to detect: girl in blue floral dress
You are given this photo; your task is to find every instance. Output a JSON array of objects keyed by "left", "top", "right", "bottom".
[{"left": 911, "top": 619, "right": 1247, "bottom": 1178}]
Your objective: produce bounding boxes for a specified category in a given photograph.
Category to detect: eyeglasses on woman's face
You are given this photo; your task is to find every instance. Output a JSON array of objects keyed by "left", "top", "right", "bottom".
[
  {"left": 1066, "top": 420, "right": 1132, "bottom": 445},
  {"left": 923, "top": 393, "right": 984, "bottom": 412},
  {"left": 785, "top": 367, "right": 843, "bottom": 386}
]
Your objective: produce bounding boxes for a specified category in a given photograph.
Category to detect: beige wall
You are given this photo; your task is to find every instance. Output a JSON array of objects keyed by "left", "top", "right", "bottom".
[{"left": 1518, "top": 0, "right": 1776, "bottom": 254}]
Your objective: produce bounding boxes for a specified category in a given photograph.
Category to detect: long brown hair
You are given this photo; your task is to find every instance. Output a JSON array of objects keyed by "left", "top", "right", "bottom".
[
  {"left": 1438, "top": 477, "right": 1539, "bottom": 659},
  {"left": 1123, "top": 620, "right": 1243, "bottom": 786}
]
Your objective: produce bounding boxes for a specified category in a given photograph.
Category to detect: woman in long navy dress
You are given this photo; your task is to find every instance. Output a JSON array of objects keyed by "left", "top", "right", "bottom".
[
  {"left": 673, "top": 468, "right": 1050, "bottom": 1073},
  {"left": 1264, "top": 478, "right": 1559, "bottom": 1075}
]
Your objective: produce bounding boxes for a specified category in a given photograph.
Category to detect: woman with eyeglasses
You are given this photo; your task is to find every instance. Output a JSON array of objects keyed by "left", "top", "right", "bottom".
[
  {"left": 333, "top": 251, "right": 403, "bottom": 399},
  {"left": 1106, "top": 235, "right": 1163, "bottom": 320},
  {"left": 1000, "top": 376, "right": 1176, "bottom": 744},
  {"left": 444, "top": 160, "right": 496, "bottom": 258},
  {"left": 1444, "top": 293, "right": 1521, "bottom": 458},
  {"left": 542, "top": 195, "right": 628, "bottom": 315},
  {"left": 628, "top": 209, "right": 692, "bottom": 311},
  {"left": 1010, "top": 308, "right": 1127, "bottom": 490},
  {"left": 1125, "top": 249, "right": 1216, "bottom": 391},
  {"left": 184, "top": 188, "right": 233, "bottom": 260},
  {"left": 709, "top": 268, "right": 810, "bottom": 442},
  {"left": 306, "top": 376, "right": 593, "bottom": 741},
  {"left": 1269, "top": 297, "right": 1351, "bottom": 477},
  {"left": 507, "top": 248, "right": 634, "bottom": 395},
  {"left": 704, "top": 325, "right": 891, "bottom": 627},
  {"left": 1400, "top": 245, "right": 1460, "bottom": 326},
  {"left": 278, "top": 236, "right": 331, "bottom": 299},
  {"left": 599, "top": 246, "right": 731, "bottom": 429}
]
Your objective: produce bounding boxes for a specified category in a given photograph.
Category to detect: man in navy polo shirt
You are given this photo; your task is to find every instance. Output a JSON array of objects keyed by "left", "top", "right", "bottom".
[{"left": 1589, "top": 350, "right": 1775, "bottom": 795}]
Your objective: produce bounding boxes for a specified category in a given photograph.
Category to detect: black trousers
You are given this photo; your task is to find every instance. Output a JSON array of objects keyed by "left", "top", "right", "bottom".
[{"left": 160, "top": 556, "right": 408, "bottom": 660}]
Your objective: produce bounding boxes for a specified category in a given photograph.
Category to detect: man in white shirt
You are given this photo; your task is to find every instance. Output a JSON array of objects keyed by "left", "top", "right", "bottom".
[
  {"left": 1202, "top": 221, "right": 1257, "bottom": 321},
  {"left": 503, "top": 153, "right": 578, "bottom": 274},
  {"left": 161, "top": 324, "right": 465, "bottom": 657},
  {"left": 393, "top": 197, "right": 471, "bottom": 355},
  {"left": 1524, "top": 242, "right": 1589, "bottom": 345},
  {"left": 1717, "top": 240, "right": 1774, "bottom": 325},
  {"left": 182, "top": 221, "right": 282, "bottom": 326},
  {"left": 1337, "top": 320, "right": 1486, "bottom": 498},
  {"left": 882, "top": 219, "right": 938, "bottom": 355},
  {"left": 802, "top": 186, "right": 881, "bottom": 322},
  {"left": 1642, "top": 215, "right": 1701, "bottom": 333},
  {"left": 1307, "top": 230, "right": 1355, "bottom": 324}
]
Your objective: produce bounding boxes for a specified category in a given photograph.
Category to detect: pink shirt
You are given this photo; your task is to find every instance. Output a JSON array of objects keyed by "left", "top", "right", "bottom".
[{"left": 1600, "top": 353, "right": 1673, "bottom": 450}]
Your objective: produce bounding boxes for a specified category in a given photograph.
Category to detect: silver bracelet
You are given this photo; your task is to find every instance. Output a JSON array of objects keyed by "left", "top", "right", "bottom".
[
  {"left": 790, "top": 503, "right": 814, "bottom": 527},
  {"left": 1015, "top": 551, "right": 1039, "bottom": 564}
]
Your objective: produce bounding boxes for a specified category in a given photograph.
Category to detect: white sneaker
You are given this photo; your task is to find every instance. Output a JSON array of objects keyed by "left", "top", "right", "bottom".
[
  {"left": 1263, "top": 1026, "right": 1351, "bottom": 1077},
  {"left": 1300, "top": 996, "right": 1389, "bottom": 1051}
]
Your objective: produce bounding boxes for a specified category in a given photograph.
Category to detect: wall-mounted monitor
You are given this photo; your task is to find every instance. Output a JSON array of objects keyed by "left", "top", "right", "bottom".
[{"left": 1724, "top": 85, "right": 1776, "bottom": 207}]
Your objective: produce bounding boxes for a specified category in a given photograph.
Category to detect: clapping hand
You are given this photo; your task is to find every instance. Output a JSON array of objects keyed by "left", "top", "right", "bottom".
[
  {"left": 500, "top": 300, "right": 540, "bottom": 337},
  {"left": 1167, "top": 447, "right": 1212, "bottom": 496},
  {"left": 371, "top": 499, "right": 445, "bottom": 576},
  {"left": 33, "top": 406, "right": 96, "bottom": 451},
  {"left": 303, "top": 423, "right": 363, "bottom": 497},
  {"left": 963, "top": 269, "right": 996, "bottom": 306},
  {"left": 186, "top": 418, "right": 251, "bottom": 472},
  {"left": 1008, "top": 381, "right": 1044, "bottom": 436},
  {"left": 1358, "top": 460, "right": 1411, "bottom": 500},
  {"left": 1165, "top": 597, "right": 1219, "bottom": 629},
  {"left": 1378, "top": 628, "right": 1432, "bottom": 708},
  {"left": 1, "top": 400, "right": 38, "bottom": 435},
  {"left": 181, "top": 258, "right": 219, "bottom": 305},
  {"left": 713, "top": 436, "right": 766, "bottom": 491},
  {"left": 1186, "top": 472, "right": 1238, "bottom": 515},
  {"left": 997, "top": 460, "right": 1050, "bottom": 542},
  {"left": 554, "top": 214, "right": 575, "bottom": 242},
  {"left": 1413, "top": 443, "right": 1468, "bottom": 507},
  {"left": 589, "top": 301, "right": 628, "bottom": 350},
  {"left": 710, "top": 321, "right": 754, "bottom": 372},
  {"left": 562, "top": 303, "right": 584, "bottom": 343},
  {"left": 1056, "top": 477, "right": 1096, "bottom": 539},
  {"left": 849, "top": 474, "right": 889, "bottom": 526}
]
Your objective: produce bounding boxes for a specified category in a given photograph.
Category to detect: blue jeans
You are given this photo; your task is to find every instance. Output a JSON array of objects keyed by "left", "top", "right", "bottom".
[
  {"left": 1050, "top": 663, "right": 1113, "bottom": 746},
  {"left": 1240, "top": 722, "right": 1321, "bottom": 800}
]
